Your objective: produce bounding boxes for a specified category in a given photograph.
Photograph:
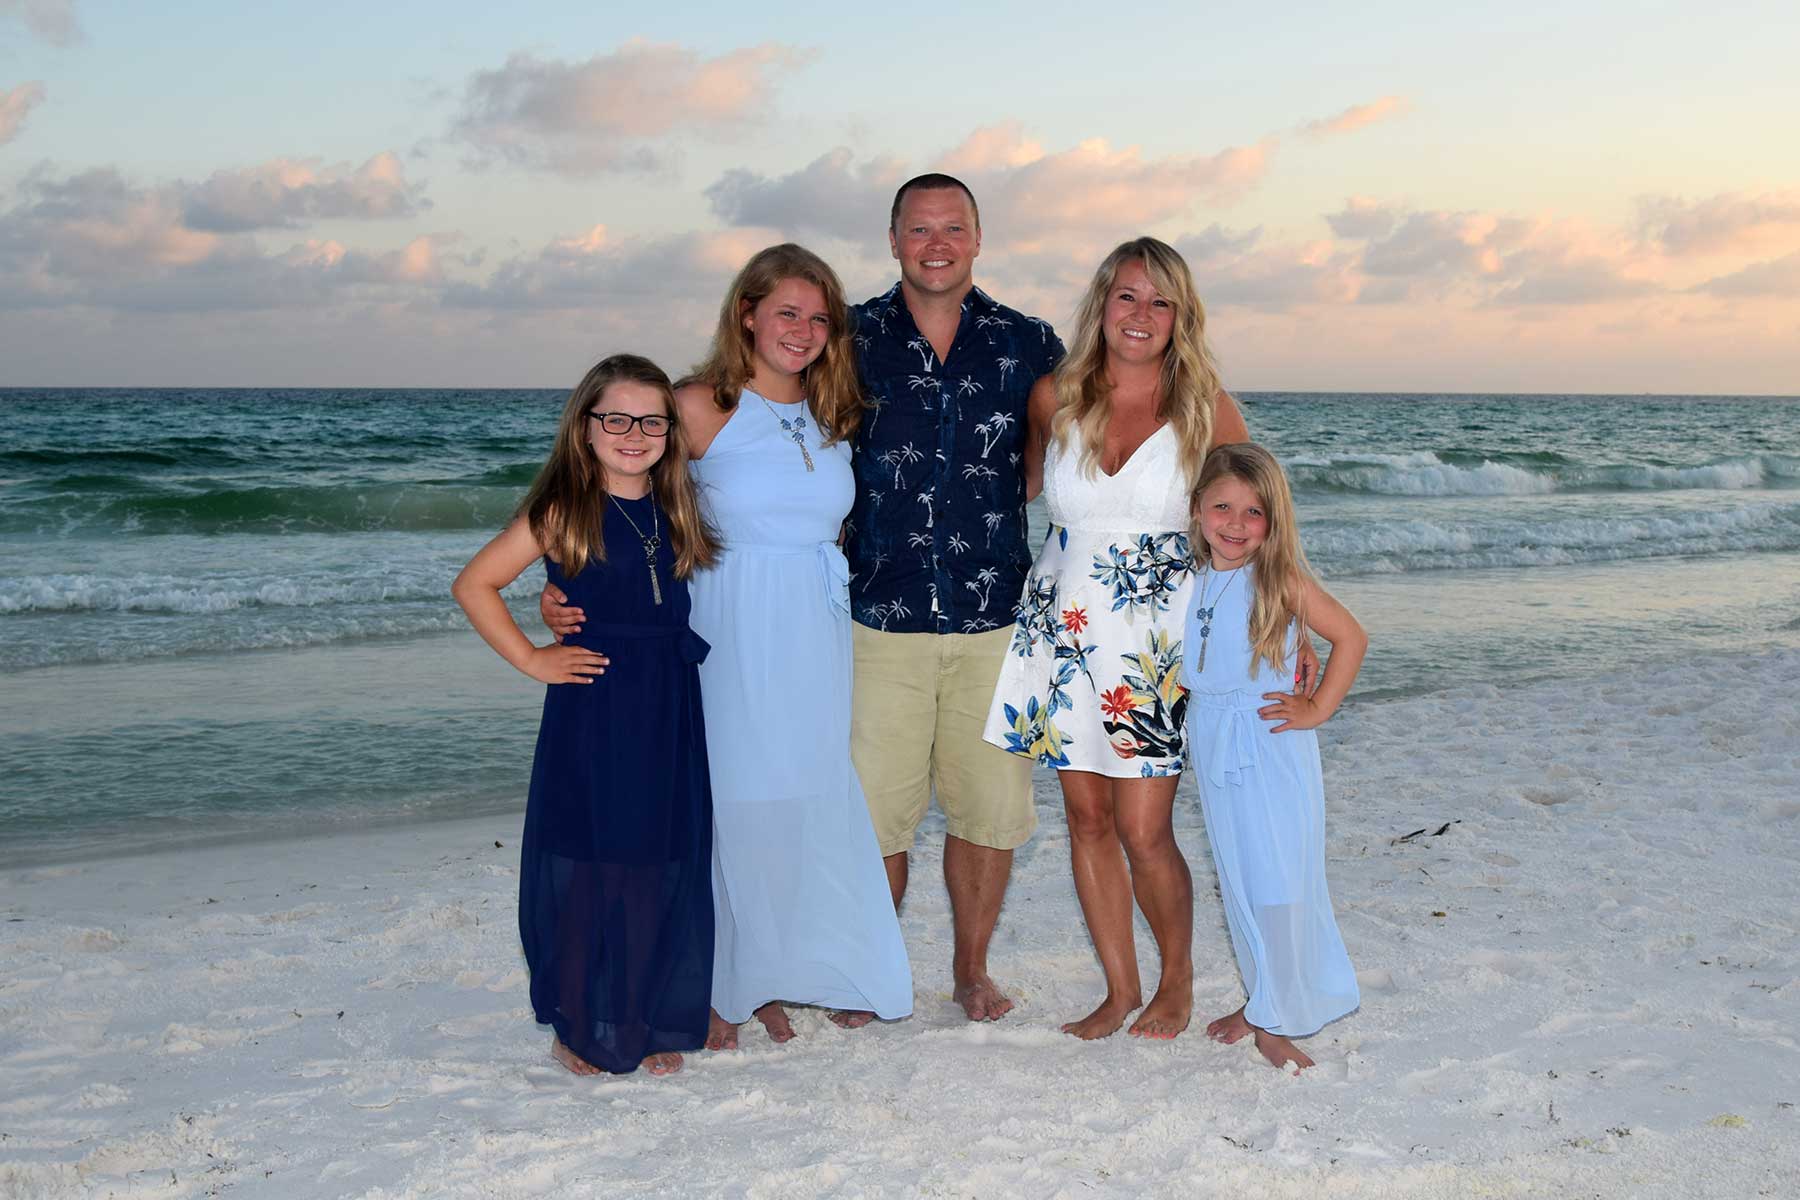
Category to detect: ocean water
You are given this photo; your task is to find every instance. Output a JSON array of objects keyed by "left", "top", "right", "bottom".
[{"left": 4, "top": 389, "right": 1798, "bottom": 864}]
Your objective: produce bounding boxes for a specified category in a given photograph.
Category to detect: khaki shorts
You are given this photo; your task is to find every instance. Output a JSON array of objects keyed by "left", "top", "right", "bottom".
[{"left": 851, "top": 624, "right": 1036, "bottom": 857}]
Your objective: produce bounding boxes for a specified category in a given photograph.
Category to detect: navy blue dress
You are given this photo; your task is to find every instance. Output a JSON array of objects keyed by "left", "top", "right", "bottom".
[{"left": 518, "top": 492, "right": 713, "bottom": 1072}]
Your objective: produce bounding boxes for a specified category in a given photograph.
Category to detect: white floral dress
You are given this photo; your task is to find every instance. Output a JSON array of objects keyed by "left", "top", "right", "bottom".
[{"left": 982, "top": 424, "right": 1194, "bottom": 777}]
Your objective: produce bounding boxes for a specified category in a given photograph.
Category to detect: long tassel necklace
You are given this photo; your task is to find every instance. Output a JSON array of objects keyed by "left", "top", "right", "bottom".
[
  {"left": 1193, "top": 562, "right": 1243, "bottom": 673},
  {"left": 757, "top": 393, "right": 815, "bottom": 472},
  {"left": 608, "top": 493, "right": 663, "bottom": 606}
]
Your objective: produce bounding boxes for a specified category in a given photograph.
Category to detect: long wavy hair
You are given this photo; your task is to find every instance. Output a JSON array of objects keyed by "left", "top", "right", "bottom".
[
  {"left": 519, "top": 354, "right": 719, "bottom": 578},
  {"left": 1190, "top": 443, "right": 1316, "bottom": 678},
  {"left": 682, "top": 243, "right": 863, "bottom": 446},
  {"left": 1051, "top": 237, "right": 1224, "bottom": 484}
]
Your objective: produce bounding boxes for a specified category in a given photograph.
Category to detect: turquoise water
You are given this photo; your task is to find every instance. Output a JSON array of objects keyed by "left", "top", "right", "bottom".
[{"left": 4, "top": 389, "right": 1798, "bottom": 863}]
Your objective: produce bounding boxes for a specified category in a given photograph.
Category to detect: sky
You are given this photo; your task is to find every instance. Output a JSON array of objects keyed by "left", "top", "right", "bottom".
[{"left": 2, "top": 0, "right": 1798, "bottom": 392}]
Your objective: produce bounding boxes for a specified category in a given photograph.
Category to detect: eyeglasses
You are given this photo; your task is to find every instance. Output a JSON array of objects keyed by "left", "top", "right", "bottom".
[{"left": 587, "top": 411, "right": 672, "bottom": 437}]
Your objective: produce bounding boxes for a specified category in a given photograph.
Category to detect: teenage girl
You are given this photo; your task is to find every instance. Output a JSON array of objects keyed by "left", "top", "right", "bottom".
[
  {"left": 453, "top": 353, "right": 719, "bottom": 1076},
  {"left": 1183, "top": 442, "right": 1366, "bottom": 1070}
]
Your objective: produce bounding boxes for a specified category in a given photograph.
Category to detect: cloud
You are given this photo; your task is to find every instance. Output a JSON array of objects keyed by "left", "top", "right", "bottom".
[
  {"left": 0, "top": 0, "right": 80, "bottom": 45},
  {"left": 1692, "top": 250, "right": 1800, "bottom": 298},
  {"left": 1324, "top": 196, "right": 1399, "bottom": 240},
  {"left": 1300, "top": 96, "right": 1409, "bottom": 139},
  {"left": 0, "top": 81, "right": 46, "bottom": 145},
  {"left": 451, "top": 40, "right": 815, "bottom": 175},
  {"left": 1637, "top": 190, "right": 1800, "bottom": 257},
  {"left": 444, "top": 223, "right": 776, "bottom": 313},
  {"left": 706, "top": 148, "right": 908, "bottom": 241},
  {"left": 0, "top": 165, "right": 456, "bottom": 313},
  {"left": 180, "top": 153, "right": 427, "bottom": 233},
  {"left": 1176, "top": 225, "right": 1360, "bottom": 310},
  {"left": 1330, "top": 205, "right": 1658, "bottom": 307},
  {"left": 706, "top": 122, "right": 1274, "bottom": 247}
]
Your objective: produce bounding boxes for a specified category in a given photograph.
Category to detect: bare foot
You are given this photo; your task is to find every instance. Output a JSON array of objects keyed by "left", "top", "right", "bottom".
[
  {"left": 551, "top": 1036, "right": 601, "bottom": 1075},
  {"left": 1205, "top": 1006, "right": 1253, "bottom": 1045},
  {"left": 954, "top": 972, "right": 1015, "bottom": 1022},
  {"left": 641, "top": 1051, "right": 683, "bottom": 1076},
  {"left": 706, "top": 1009, "right": 739, "bottom": 1051},
  {"left": 829, "top": 1010, "right": 875, "bottom": 1029},
  {"left": 1061, "top": 992, "right": 1141, "bottom": 1040},
  {"left": 1253, "top": 1028, "right": 1315, "bottom": 1071},
  {"left": 1128, "top": 978, "right": 1193, "bottom": 1040},
  {"left": 754, "top": 1002, "right": 796, "bottom": 1043}
]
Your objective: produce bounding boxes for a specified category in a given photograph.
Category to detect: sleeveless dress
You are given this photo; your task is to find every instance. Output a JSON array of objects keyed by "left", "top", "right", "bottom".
[
  {"left": 687, "top": 390, "right": 913, "bottom": 1024},
  {"left": 983, "top": 424, "right": 1194, "bottom": 777},
  {"left": 1182, "top": 563, "right": 1358, "bottom": 1037},
  {"left": 518, "top": 492, "right": 714, "bottom": 1073}
]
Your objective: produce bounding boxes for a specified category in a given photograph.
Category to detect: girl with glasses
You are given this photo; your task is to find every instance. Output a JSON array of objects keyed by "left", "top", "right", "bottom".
[{"left": 454, "top": 353, "right": 720, "bottom": 1076}]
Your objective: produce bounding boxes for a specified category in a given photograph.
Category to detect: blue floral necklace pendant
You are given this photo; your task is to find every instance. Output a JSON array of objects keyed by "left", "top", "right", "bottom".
[
  {"left": 758, "top": 394, "right": 815, "bottom": 471},
  {"left": 1194, "top": 563, "right": 1241, "bottom": 673}
]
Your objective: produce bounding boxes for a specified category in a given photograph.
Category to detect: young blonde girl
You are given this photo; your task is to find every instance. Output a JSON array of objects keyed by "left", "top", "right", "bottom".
[
  {"left": 1184, "top": 442, "right": 1366, "bottom": 1070},
  {"left": 453, "top": 353, "right": 719, "bottom": 1077}
]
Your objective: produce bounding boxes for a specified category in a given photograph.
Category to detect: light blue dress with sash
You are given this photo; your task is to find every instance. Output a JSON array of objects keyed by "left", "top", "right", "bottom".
[
  {"left": 687, "top": 389, "right": 913, "bottom": 1024},
  {"left": 1183, "top": 564, "right": 1358, "bottom": 1038}
]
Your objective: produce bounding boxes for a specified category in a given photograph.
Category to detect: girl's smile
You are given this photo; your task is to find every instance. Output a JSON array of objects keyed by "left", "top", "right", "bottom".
[{"left": 1196, "top": 474, "right": 1269, "bottom": 569}]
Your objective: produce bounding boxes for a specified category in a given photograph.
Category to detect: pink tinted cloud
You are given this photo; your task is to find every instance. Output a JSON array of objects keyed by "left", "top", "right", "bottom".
[
  {"left": 0, "top": 165, "right": 456, "bottom": 312},
  {"left": 181, "top": 152, "right": 426, "bottom": 232},
  {"left": 705, "top": 122, "right": 1273, "bottom": 248},
  {"left": 1693, "top": 250, "right": 1800, "bottom": 297},
  {"left": 452, "top": 40, "right": 815, "bottom": 175},
  {"left": 1638, "top": 190, "right": 1800, "bottom": 257},
  {"left": 1300, "top": 96, "right": 1410, "bottom": 139},
  {"left": 0, "top": 80, "right": 46, "bottom": 145}
]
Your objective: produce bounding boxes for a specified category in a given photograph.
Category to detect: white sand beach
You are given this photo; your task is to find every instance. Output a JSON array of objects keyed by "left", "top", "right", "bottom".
[{"left": 4, "top": 647, "right": 1798, "bottom": 1199}]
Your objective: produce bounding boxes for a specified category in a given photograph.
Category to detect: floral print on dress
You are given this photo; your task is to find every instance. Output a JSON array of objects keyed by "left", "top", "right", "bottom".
[
  {"left": 1090, "top": 532, "right": 1192, "bottom": 615},
  {"left": 989, "top": 544, "right": 1190, "bottom": 773}
]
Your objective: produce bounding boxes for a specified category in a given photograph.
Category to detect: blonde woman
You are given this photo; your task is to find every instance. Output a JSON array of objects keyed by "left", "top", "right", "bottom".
[{"left": 983, "top": 237, "right": 1266, "bottom": 1040}]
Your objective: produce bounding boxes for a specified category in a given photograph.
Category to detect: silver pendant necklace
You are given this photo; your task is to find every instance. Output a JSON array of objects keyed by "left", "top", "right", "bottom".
[
  {"left": 1193, "top": 563, "right": 1242, "bottom": 673},
  {"left": 758, "top": 394, "right": 815, "bottom": 472},
  {"left": 608, "top": 494, "right": 663, "bottom": 605}
]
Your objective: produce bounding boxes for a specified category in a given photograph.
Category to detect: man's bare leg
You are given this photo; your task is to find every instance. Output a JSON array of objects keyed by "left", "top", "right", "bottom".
[
  {"left": 945, "top": 835, "right": 1015, "bottom": 1021},
  {"left": 884, "top": 850, "right": 908, "bottom": 911},
  {"left": 1059, "top": 772, "right": 1142, "bottom": 1039},
  {"left": 1116, "top": 779, "right": 1194, "bottom": 1039}
]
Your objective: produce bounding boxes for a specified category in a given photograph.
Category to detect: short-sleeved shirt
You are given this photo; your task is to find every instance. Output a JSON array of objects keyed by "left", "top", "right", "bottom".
[{"left": 845, "top": 283, "right": 1064, "bottom": 635}]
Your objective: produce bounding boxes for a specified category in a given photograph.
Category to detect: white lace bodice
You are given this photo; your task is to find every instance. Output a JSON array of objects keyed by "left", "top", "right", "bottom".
[{"left": 1043, "top": 423, "right": 1190, "bottom": 535}]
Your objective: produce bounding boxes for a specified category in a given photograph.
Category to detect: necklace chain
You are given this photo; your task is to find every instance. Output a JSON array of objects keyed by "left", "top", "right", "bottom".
[
  {"left": 757, "top": 394, "right": 816, "bottom": 472},
  {"left": 608, "top": 494, "right": 663, "bottom": 606},
  {"left": 1193, "top": 562, "right": 1242, "bottom": 673}
]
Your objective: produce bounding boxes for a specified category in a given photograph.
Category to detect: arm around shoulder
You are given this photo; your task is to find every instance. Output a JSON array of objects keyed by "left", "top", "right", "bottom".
[{"left": 1023, "top": 373, "right": 1058, "bottom": 503}]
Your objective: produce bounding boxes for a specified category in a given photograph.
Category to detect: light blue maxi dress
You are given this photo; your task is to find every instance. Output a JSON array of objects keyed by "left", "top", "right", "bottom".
[
  {"left": 1182, "top": 564, "right": 1358, "bottom": 1038},
  {"left": 687, "top": 389, "right": 914, "bottom": 1024}
]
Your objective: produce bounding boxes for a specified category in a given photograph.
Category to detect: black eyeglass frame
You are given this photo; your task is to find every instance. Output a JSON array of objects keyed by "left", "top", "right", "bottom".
[{"left": 587, "top": 410, "right": 674, "bottom": 437}]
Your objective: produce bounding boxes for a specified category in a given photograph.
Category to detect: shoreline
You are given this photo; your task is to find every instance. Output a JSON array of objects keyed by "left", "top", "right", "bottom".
[{"left": 5, "top": 646, "right": 1798, "bottom": 1196}]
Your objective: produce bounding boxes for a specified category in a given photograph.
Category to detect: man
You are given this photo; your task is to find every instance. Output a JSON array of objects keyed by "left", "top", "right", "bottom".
[{"left": 846, "top": 174, "right": 1063, "bottom": 1021}]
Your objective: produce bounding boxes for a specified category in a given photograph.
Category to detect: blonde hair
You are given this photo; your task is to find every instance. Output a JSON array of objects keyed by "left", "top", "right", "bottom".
[
  {"left": 683, "top": 243, "right": 863, "bottom": 446},
  {"left": 520, "top": 354, "right": 720, "bottom": 578},
  {"left": 1191, "top": 443, "right": 1315, "bottom": 678},
  {"left": 1051, "top": 237, "right": 1224, "bottom": 484}
]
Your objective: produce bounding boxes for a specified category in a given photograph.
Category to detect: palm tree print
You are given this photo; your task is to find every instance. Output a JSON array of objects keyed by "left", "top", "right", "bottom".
[{"left": 975, "top": 410, "right": 1015, "bottom": 457}]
